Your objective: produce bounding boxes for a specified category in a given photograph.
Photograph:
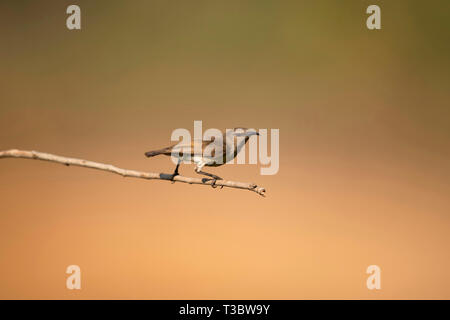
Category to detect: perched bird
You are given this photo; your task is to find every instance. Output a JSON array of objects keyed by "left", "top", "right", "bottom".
[{"left": 144, "top": 128, "right": 259, "bottom": 186}]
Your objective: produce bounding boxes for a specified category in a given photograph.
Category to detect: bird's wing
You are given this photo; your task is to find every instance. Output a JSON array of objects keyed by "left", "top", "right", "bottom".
[
  {"left": 170, "top": 140, "right": 208, "bottom": 156},
  {"left": 171, "top": 138, "right": 225, "bottom": 158}
]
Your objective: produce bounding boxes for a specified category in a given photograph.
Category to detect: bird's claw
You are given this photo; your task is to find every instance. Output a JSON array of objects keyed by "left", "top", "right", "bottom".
[
  {"left": 210, "top": 179, "right": 223, "bottom": 189},
  {"left": 170, "top": 172, "right": 179, "bottom": 183}
]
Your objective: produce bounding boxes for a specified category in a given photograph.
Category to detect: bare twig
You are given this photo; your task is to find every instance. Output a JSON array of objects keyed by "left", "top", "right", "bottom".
[{"left": 0, "top": 149, "right": 266, "bottom": 196}]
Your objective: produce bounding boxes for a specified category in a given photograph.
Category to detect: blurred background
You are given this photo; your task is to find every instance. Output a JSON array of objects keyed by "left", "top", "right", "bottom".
[{"left": 0, "top": 0, "right": 449, "bottom": 299}]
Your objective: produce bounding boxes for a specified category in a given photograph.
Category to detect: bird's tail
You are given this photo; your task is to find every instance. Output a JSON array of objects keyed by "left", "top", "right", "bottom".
[{"left": 144, "top": 147, "right": 170, "bottom": 157}]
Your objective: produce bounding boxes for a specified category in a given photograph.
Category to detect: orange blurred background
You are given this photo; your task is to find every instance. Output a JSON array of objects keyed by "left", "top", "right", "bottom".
[{"left": 0, "top": 0, "right": 449, "bottom": 299}]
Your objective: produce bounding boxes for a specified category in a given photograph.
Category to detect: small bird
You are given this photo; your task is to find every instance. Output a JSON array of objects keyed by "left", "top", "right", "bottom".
[{"left": 144, "top": 128, "right": 259, "bottom": 187}]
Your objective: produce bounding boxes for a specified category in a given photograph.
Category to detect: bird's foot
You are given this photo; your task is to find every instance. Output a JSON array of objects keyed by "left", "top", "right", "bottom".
[
  {"left": 170, "top": 172, "right": 179, "bottom": 183},
  {"left": 210, "top": 178, "right": 224, "bottom": 189}
]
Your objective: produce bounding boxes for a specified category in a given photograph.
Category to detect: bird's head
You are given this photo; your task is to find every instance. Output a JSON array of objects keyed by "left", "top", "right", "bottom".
[{"left": 230, "top": 127, "right": 259, "bottom": 137}]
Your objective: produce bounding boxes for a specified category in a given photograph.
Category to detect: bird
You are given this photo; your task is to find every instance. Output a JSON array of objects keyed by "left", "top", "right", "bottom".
[{"left": 144, "top": 128, "right": 259, "bottom": 187}]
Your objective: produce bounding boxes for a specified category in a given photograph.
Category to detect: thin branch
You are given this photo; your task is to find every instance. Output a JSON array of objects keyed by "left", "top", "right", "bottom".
[{"left": 0, "top": 149, "right": 266, "bottom": 196}]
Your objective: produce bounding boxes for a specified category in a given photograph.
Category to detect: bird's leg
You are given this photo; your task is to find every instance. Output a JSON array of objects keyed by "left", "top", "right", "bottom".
[
  {"left": 194, "top": 162, "right": 224, "bottom": 189},
  {"left": 196, "top": 170, "right": 223, "bottom": 189},
  {"left": 170, "top": 160, "right": 181, "bottom": 182}
]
